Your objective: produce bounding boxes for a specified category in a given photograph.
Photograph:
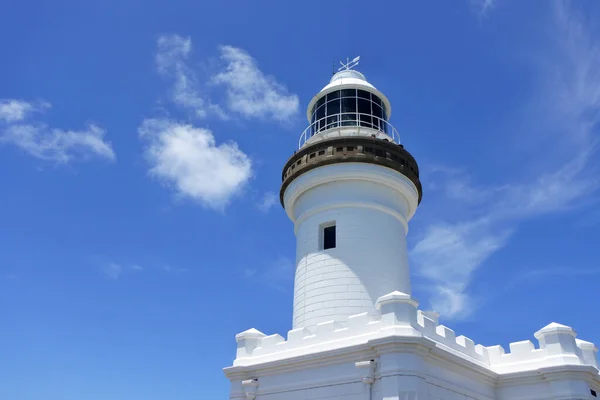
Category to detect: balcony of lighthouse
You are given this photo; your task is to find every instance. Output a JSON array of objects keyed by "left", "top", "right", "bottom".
[{"left": 299, "top": 86, "right": 399, "bottom": 148}]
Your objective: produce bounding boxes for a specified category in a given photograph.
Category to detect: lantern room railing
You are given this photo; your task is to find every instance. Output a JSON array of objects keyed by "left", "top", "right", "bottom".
[{"left": 299, "top": 112, "right": 400, "bottom": 149}]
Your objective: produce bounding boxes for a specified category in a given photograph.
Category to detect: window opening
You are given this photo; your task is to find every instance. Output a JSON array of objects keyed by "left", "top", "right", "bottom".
[{"left": 323, "top": 225, "right": 336, "bottom": 250}]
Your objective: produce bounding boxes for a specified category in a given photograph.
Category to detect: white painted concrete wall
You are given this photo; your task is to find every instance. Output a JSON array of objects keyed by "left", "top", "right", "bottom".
[
  {"left": 284, "top": 163, "right": 419, "bottom": 329},
  {"left": 229, "top": 356, "right": 599, "bottom": 400}
]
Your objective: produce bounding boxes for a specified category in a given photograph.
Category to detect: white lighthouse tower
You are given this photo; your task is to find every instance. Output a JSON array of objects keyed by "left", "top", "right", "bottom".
[
  {"left": 224, "top": 61, "right": 600, "bottom": 400},
  {"left": 283, "top": 59, "right": 421, "bottom": 330}
]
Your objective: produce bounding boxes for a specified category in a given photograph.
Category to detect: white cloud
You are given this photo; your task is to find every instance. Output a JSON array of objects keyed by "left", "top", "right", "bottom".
[
  {"left": 139, "top": 118, "right": 252, "bottom": 210},
  {"left": 0, "top": 99, "right": 115, "bottom": 163},
  {"left": 99, "top": 261, "right": 144, "bottom": 280},
  {"left": 2, "top": 123, "right": 115, "bottom": 163},
  {"left": 542, "top": 2, "right": 600, "bottom": 148},
  {"left": 257, "top": 191, "right": 278, "bottom": 213},
  {"left": 161, "top": 264, "right": 188, "bottom": 274},
  {"left": 154, "top": 36, "right": 298, "bottom": 123},
  {"left": 470, "top": 0, "right": 496, "bottom": 18},
  {"left": 0, "top": 99, "right": 49, "bottom": 123},
  {"left": 411, "top": 218, "right": 511, "bottom": 318},
  {"left": 411, "top": 3, "right": 600, "bottom": 319},
  {"left": 414, "top": 159, "right": 597, "bottom": 319},
  {"left": 155, "top": 35, "right": 227, "bottom": 119},
  {"left": 156, "top": 34, "right": 206, "bottom": 117},
  {"left": 101, "top": 262, "right": 122, "bottom": 280},
  {"left": 212, "top": 45, "right": 299, "bottom": 121}
]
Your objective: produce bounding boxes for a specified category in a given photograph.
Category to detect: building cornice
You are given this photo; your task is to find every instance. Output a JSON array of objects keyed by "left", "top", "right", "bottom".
[{"left": 280, "top": 137, "right": 422, "bottom": 211}]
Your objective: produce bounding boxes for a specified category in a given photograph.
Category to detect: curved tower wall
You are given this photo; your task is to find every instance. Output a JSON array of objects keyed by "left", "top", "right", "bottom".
[{"left": 285, "top": 163, "right": 419, "bottom": 329}]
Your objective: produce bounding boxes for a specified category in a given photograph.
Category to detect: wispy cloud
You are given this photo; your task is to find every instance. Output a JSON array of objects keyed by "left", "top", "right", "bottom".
[
  {"left": 100, "top": 262, "right": 122, "bottom": 280},
  {"left": 0, "top": 99, "right": 115, "bottom": 163},
  {"left": 411, "top": 2, "right": 600, "bottom": 319},
  {"left": 155, "top": 35, "right": 226, "bottom": 119},
  {"left": 212, "top": 45, "right": 299, "bottom": 122},
  {"left": 0, "top": 99, "right": 49, "bottom": 123},
  {"left": 2, "top": 123, "right": 115, "bottom": 163},
  {"left": 411, "top": 218, "right": 511, "bottom": 317},
  {"left": 154, "top": 36, "right": 298, "bottom": 123},
  {"left": 99, "top": 262, "right": 143, "bottom": 280},
  {"left": 470, "top": 0, "right": 496, "bottom": 19},
  {"left": 139, "top": 118, "right": 252, "bottom": 210},
  {"left": 161, "top": 264, "right": 188, "bottom": 274},
  {"left": 257, "top": 191, "right": 278, "bottom": 213}
]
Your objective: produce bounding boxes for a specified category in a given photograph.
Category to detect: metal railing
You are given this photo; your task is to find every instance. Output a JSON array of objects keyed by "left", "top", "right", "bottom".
[{"left": 298, "top": 112, "right": 400, "bottom": 148}]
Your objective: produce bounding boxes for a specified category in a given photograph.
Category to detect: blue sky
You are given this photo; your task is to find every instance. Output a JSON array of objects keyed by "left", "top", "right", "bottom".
[{"left": 1, "top": 0, "right": 600, "bottom": 398}]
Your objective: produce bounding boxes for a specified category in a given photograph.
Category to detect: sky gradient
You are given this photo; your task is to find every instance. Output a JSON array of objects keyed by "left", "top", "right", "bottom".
[{"left": 1, "top": 1, "right": 600, "bottom": 399}]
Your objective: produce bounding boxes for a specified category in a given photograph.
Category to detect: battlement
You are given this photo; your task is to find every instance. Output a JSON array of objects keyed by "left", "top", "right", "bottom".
[
  {"left": 416, "top": 309, "right": 488, "bottom": 363},
  {"left": 485, "top": 322, "right": 599, "bottom": 374},
  {"left": 234, "top": 312, "right": 384, "bottom": 366},
  {"left": 233, "top": 292, "right": 599, "bottom": 375}
]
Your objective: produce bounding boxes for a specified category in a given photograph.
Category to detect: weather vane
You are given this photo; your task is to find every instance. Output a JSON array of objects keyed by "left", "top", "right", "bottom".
[{"left": 338, "top": 56, "right": 360, "bottom": 72}]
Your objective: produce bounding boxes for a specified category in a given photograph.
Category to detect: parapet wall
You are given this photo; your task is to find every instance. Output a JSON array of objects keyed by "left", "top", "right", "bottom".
[{"left": 234, "top": 291, "right": 598, "bottom": 375}]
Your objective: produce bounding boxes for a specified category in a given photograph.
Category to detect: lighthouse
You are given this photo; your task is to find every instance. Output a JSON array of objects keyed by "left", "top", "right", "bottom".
[
  {"left": 281, "top": 60, "right": 422, "bottom": 330},
  {"left": 224, "top": 60, "right": 600, "bottom": 400}
]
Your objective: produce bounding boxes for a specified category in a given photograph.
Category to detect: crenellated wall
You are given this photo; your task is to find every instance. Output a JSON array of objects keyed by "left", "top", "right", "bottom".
[
  {"left": 233, "top": 291, "right": 599, "bottom": 376},
  {"left": 227, "top": 291, "right": 600, "bottom": 400}
]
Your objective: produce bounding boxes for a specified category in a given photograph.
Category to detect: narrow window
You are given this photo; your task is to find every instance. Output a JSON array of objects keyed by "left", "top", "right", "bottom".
[
  {"left": 591, "top": 389, "right": 597, "bottom": 397},
  {"left": 323, "top": 225, "right": 336, "bottom": 250}
]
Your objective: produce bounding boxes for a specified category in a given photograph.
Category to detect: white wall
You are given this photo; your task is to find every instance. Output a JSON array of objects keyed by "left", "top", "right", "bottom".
[
  {"left": 287, "top": 164, "right": 417, "bottom": 329},
  {"left": 229, "top": 354, "right": 497, "bottom": 400},
  {"left": 230, "top": 357, "right": 598, "bottom": 400}
]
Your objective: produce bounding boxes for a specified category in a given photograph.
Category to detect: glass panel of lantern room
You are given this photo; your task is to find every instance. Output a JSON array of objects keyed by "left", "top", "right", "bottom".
[
  {"left": 341, "top": 88, "right": 356, "bottom": 98},
  {"left": 372, "top": 95, "right": 382, "bottom": 107},
  {"left": 357, "top": 89, "right": 371, "bottom": 100},
  {"left": 341, "top": 96, "right": 356, "bottom": 126},
  {"left": 316, "top": 104, "right": 325, "bottom": 133},
  {"left": 326, "top": 99, "right": 340, "bottom": 129},
  {"left": 327, "top": 90, "right": 340, "bottom": 101},
  {"left": 372, "top": 103, "right": 383, "bottom": 130},
  {"left": 357, "top": 98, "right": 372, "bottom": 128},
  {"left": 382, "top": 108, "right": 388, "bottom": 134},
  {"left": 315, "top": 96, "right": 325, "bottom": 111}
]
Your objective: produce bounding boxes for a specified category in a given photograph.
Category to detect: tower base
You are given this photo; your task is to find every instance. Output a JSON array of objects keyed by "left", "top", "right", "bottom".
[{"left": 224, "top": 292, "right": 600, "bottom": 400}]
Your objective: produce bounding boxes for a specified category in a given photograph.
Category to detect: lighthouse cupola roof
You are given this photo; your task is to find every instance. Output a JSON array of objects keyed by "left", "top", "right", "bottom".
[
  {"left": 307, "top": 69, "right": 392, "bottom": 121},
  {"left": 300, "top": 58, "right": 397, "bottom": 148}
]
